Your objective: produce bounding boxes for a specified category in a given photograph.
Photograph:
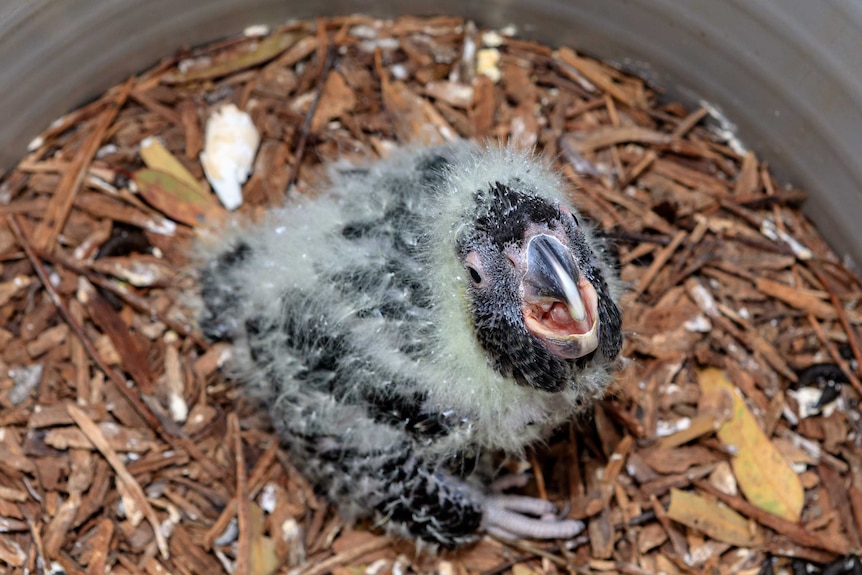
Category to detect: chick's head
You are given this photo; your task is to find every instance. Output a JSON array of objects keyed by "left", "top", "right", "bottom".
[{"left": 456, "top": 180, "right": 622, "bottom": 393}]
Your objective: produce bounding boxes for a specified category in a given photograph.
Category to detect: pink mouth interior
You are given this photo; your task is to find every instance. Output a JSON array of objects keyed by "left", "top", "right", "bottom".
[{"left": 525, "top": 300, "right": 593, "bottom": 337}]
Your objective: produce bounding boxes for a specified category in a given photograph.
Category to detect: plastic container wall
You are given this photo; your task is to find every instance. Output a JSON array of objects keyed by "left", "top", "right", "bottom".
[{"left": 1, "top": 1, "right": 860, "bottom": 263}]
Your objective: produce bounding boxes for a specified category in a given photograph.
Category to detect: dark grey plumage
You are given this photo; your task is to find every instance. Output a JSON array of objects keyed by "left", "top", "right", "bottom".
[{"left": 197, "top": 142, "right": 623, "bottom": 549}]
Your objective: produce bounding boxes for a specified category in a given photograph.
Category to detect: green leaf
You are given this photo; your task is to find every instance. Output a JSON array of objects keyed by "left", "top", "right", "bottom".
[{"left": 133, "top": 169, "right": 224, "bottom": 227}]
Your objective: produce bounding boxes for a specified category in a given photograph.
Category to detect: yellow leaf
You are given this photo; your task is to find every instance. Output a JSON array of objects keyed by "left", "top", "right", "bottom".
[
  {"left": 698, "top": 367, "right": 803, "bottom": 521},
  {"left": 512, "top": 564, "right": 541, "bottom": 575},
  {"left": 249, "top": 503, "right": 279, "bottom": 575},
  {"left": 140, "top": 137, "right": 203, "bottom": 193},
  {"left": 250, "top": 536, "right": 279, "bottom": 575},
  {"left": 667, "top": 488, "right": 764, "bottom": 547}
]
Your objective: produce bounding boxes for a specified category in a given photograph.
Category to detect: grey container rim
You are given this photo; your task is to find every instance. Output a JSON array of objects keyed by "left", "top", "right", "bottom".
[{"left": 1, "top": 1, "right": 860, "bottom": 266}]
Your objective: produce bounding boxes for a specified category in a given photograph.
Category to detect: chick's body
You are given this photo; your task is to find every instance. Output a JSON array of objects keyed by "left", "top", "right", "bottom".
[{"left": 199, "top": 143, "right": 623, "bottom": 548}]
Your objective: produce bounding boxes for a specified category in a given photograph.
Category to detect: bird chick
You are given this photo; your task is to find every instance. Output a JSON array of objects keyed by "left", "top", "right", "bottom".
[{"left": 197, "top": 142, "right": 623, "bottom": 549}]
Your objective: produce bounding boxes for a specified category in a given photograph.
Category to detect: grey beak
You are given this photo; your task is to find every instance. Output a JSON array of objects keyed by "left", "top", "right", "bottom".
[{"left": 523, "top": 234, "right": 587, "bottom": 322}]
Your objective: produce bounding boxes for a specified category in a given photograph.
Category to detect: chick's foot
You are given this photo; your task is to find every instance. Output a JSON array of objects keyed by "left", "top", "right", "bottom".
[{"left": 483, "top": 494, "right": 585, "bottom": 540}]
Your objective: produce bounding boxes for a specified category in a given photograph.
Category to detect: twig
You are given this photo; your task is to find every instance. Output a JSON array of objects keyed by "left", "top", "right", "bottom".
[
  {"left": 33, "top": 76, "right": 134, "bottom": 252},
  {"left": 204, "top": 439, "right": 280, "bottom": 549},
  {"left": 478, "top": 556, "right": 530, "bottom": 575},
  {"left": 600, "top": 229, "right": 672, "bottom": 246},
  {"left": 807, "top": 315, "right": 862, "bottom": 397},
  {"left": 286, "top": 28, "right": 336, "bottom": 192},
  {"left": 296, "top": 536, "right": 391, "bottom": 575},
  {"left": 670, "top": 107, "right": 708, "bottom": 139},
  {"left": 25, "top": 513, "right": 47, "bottom": 573},
  {"left": 631, "top": 230, "right": 686, "bottom": 299},
  {"left": 230, "top": 414, "right": 250, "bottom": 575},
  {"left": 490, "top": 537, "right": 569, "bottom": 568},
  {"left": 811, "top": 266, "right": 862, "bottom": 380},
  {"left": 694, "top": 479, "right": 847, "bottom": 555},
  {"left": 67, "top": 403, "right": 170, "bottom": 558},
  {"left": 528, "top": 450, "right": 548, "bottom": 502}
]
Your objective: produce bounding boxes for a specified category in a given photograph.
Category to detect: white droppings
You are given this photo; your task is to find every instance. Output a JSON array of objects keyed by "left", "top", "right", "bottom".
[
  {"left": 27, "top": 135, "right": 44, "bottom": 152},
  {"left": 476, "top": 48, "right": 501, "bottom": 83},
  {"left": 8, "top": 364, "right": 43, "bottom": 405},
  {"left": 214, "top": 517, "right": 239, "bottom": 546},
  {"left": 684, "top": 314, "right": 712, "bottom": 333},
  {"left": 481, "top": 30, "right": 504, "bottom": 48},
  {"left": 499, "top": 24, "right": 518, "bottom": 37},
  {"left": 760, "top": 219, "right": 813, "bottom": 260},
  {"left": 95, "top": 143, "right": 118, "bottom": 158},
  {"left": 349, "top": 25, "right": 379, "bottom": 39},
  {"left": 700, "top": 99, "right": 748, "bottom": 155},
  {"left": 391, "top": 63, "right": 409, "bottom": 80},
  {"left": 168, "top": 393, "right": 188, "bottom": 424},
  {"left": 179, "top": 56, "right": 211, "bottom": 74},
  {"left": 366, "top": 559, "right": 390, "bottom": 575},
  {"left": 147, "top": 216, "right": 178, "bottom": 237},
  {"left": 243, "top": 24, "right": 270, "bottom": 37},
  {"left": 655, "top": 417, "right": 691, "bottom": 438},
  {"left": 688, "top": 281, "right": 719, "bottom": 317},
  {"left": 259, "top": 482, "right": 278, "bottom": 513},
  {"left": 200, "top": 103, "right": 260, "bottom": 211}
]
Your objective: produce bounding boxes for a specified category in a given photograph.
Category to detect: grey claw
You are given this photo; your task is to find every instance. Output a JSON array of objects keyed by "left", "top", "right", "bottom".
[{"left": 487, "top": 494, "right": 557, "bottom": 516}]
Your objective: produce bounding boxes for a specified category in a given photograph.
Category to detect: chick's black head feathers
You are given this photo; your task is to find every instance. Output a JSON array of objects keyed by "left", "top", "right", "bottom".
[{"left": 456, "top": 180, "right": 622, "bottom": 392}]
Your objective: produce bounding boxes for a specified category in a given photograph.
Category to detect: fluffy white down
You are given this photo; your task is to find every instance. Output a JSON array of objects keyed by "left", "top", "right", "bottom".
[
  {"left": 419, "top": 145, "right": 623, "bottom": 453},
  {"left": 196, "top": 142, "right": 622, "bottom": 457}
]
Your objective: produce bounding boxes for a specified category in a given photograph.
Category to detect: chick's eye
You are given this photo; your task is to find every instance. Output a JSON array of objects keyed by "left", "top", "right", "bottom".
[
  {"left": 467, "top": 266, "right": 483, "bottom": 285},
  {"left": 560, "top": 205, "right": 579, "bottom": 226}
]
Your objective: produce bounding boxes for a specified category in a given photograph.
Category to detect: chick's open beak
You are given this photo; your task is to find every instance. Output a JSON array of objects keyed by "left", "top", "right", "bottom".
[{"left": 521, "top": 234, "right": 600, "bottom": 359}]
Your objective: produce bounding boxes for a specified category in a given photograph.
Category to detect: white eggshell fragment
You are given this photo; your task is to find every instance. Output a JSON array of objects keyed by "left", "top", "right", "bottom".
[{"left": 200, "top": 103, "right": 260, "bottom": 211}]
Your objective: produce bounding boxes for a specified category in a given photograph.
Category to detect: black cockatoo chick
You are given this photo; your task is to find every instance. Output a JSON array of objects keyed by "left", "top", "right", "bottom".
[{"left": 197, "top": 142, "right": 623, "bottom": 549}]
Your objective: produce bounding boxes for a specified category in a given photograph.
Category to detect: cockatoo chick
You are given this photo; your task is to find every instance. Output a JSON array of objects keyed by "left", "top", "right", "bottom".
[{"left": 198, "top": 142, "right": 623, "bottom": 549}]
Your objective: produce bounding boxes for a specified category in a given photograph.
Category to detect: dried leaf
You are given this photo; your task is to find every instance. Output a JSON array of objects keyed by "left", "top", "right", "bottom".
[
  {"left": 698, "top": 367, "right": 804, "bottom": 521},
  {"left": 667, "top": 488, "right": 763, "bottom": 547},
  {"left": 165, "top": 32, "right": 304, "bottom": 83},
  {"left": 140, "top": 137, "right": 203, "bottom": 192},
  {"left": 250, "top": 504, "right": 280, "bottom": 575},
  {"left": 134, "top": 168, "right": 224, "bottom": 227},
  {"left": 512, "top": 565, "right": 541, "bottom": 575}
]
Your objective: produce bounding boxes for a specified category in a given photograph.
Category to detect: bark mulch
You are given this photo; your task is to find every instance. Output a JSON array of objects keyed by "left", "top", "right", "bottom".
[{"left": 0, "top": 15, "right": 860, "bottom": 575}]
